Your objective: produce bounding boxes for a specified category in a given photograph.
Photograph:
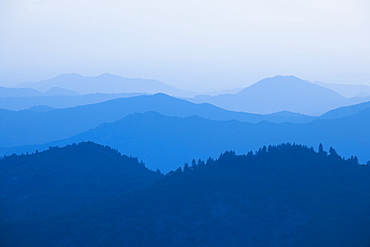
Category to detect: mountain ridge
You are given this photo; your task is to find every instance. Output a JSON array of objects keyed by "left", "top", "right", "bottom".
[
  {"left": 17, "top": 73, "right": 195, "bottom": 97},
  {"left": 2, "top": 143, "right": 369, "bottom": 246},
  {"left": 190, "top": 75, "right": 369, "bottom": 115},
  {"left": 4, "top": 108, "right": 370, "bottom": 172},
  {"left": 0, "top": 93, "right": 316, "bottom": 147}
]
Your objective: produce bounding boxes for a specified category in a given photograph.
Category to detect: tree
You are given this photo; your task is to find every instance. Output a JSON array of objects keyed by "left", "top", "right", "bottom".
[
  {"left": 329, "top": 147, "right": 339, "bottom": 158},
  {"left": 191, "top": 159, "right": 197, "bottom": 168},
  {"left": 353, "top": 156, "right": 359, "bottom": 165},
  {"left": 318, "top": 143, "right": 324, "bottom": 154},
  {"left": 183, "top": 163, "right": 190, "bottom": 172},
  {"left": 318, "top": 143, "right": 328, "bottom": 156}
]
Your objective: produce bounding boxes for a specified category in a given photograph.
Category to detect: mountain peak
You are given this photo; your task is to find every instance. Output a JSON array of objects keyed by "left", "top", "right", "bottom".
[
  {"left": 190, "top": 75, "right": 347, "bottom": 115},
  {"left": 254, "top": 75, "right": 308, "bottom": 86},
  {"left": 44, "top": 87, "right": 80, "bottom": 96},
  {"left": 97, "top": 73, "right": 121, "bottom": 79},
  {"left": 53, "top": 73, "right": 82, "bottom": 80},
  {"left": 271, "top": 75, "right": 299, "bottom": 80},
  {"left": 242, "top": 75, "right": 343, "bottom": 93}
]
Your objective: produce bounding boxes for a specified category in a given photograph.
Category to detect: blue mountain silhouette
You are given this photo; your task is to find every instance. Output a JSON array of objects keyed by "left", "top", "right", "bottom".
[
  {"left": 191, "top": 75, "right": 369, "bottom": 115},
  {"left": 4, "top": 106, "right": 370, "bottom": 172},
  {"left": 0, "top": 93, "right": 314, "bottom": 147}
]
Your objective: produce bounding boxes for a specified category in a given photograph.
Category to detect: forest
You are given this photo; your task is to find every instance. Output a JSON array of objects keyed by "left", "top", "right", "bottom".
[{"left": 1, "top": 142, "right": 369, "bottom": 246}]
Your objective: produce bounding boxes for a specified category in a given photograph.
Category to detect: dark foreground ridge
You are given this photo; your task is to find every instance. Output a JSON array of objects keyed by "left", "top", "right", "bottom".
[
  {"left": 0, "top": 142, "right": 161, "bottom": 222},
  {"left": 1, "top": 142, "right": 370, "bottom": 246}
]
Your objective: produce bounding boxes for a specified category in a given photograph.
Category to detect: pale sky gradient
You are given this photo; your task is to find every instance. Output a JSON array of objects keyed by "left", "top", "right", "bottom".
[{"left": 1, "top": 0, "right": 370, "bottom": 91}]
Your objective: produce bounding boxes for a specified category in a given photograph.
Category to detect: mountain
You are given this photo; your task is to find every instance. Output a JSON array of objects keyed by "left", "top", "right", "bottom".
[
  {"left": 0, "top": 86, "right": 42, "bottom": 97},
  {"left": 201, "top": 87, "right": 244, "bottom": 96},
  {"left": 319, "top": 101, "right": 370, "bottom": 119},
  {"left": 0, "top": 93, "right": 316, "bottom": 147},
  {"left": 0, "top": 93, "right": 144, "bottom": 111},
  {"left": 6, "top": 75, "right": 370, "bottom": 113},
  {"left": 67, "top": 110, "right": 370, "bottom": 170},
  {"left": 2, "top": 144, "right": 369, "bottom": 246},
  {"left": 0, "top": 85, "right": 80, "bottom": 98},
  {"left": 26, "top": 105, "right": 56, "bottom": 112},
  {"left": 355, "top": 92, "right": 370, "bottom": 97},
  {"left": 0, "top": 142, "right": 161, "bottom": 222},
  {"left": 6, "top": 107, "right": 370, "bottom": 172},
  {"left": 18, "top": 73, "right": 194, "bottom": 97},
  {"left": 313, "top": 81, "right": 370, "bottom": 98},
  {"left": 191, "top": 75, "right": 350, "bottom": 115},
  {"left": 43, "top": 87, "right": 80, "bottom": 96},
  {"left": 2, "top": 93, "right": 370, "bottom": 172}
]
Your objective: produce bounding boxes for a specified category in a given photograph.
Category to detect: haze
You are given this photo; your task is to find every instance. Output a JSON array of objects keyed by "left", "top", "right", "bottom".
[{"left": 1, "top": 0, "right": 370, "bottom": 91}]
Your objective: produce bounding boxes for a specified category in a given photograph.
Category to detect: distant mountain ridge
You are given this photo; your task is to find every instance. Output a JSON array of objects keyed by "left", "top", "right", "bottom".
[
  {"left": 313, "top": 81, "right": 370, "bottom": 98},
  {"left": 4, "top": 106, "right": 370, "bottom": 172},
  {"left": 319, "top": 101, "right": 370, "bottom": 119},
  {"left": 62, "top": 110, "right": 370, "bottom": 170},
  {"left": 17, "top": 73, "right": 195, "bottom": 97},
  {"left": 2, "top": 94, "right": 370, "bottom": 169},
  {"left": 190, "top": 75, "right": 370, "bottom": 115},
  {"left": 0, "top": 86, "right": 42, "bottom": 97},
  {"left": 43, "top": 87, "right": 80, "bottom": 96},
  {"left": 3, "top": 74, "right": 369, "bottom": 114},
  {"left": 0, "top": 93, "right": 315, "bottom": 147},
  {"left": 0, "top": 85, "right": 79, "bottom": 98},
  {"left": 0, "top": 85, "right": 79, "bottom": 97},
  {"left": 0, "top": 93, "right": 144, "bottom": 111}
]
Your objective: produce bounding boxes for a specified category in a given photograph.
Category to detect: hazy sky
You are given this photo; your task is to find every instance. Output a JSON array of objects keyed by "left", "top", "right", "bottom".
[{"left": 1, "top": 0, "right": 370, "bottom": 91}]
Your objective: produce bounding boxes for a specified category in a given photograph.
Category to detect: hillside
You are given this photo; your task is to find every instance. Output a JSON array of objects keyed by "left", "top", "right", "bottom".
[
  {"left": 0, "top": 86, "right": 42, "bottom": 97},
  {"left": 0, "top": 94, "right": 314, "bottom": 147},
  {"left": 319, "top": 101, "right": 370, "bottom": 119},
  {"left": 69, "top": 109, "right": 370, "bottom": 170},
  {"left": 0, "top": 93, "right": 143, "bottom": 111},
  {"left": 0, "top": 142, "right": 161, "bottom": 222},
  {"left": 5, "top": 107, "right": 370, "bottom": 172},
  {"left": 1, "top": 144, "right": 369, "bottom": 246},
  {"left": 0, "top": 86, "right": 79, "bottom": 98},
  {"left": 42, "top": 87, "right": 80, "bottom": 96}
]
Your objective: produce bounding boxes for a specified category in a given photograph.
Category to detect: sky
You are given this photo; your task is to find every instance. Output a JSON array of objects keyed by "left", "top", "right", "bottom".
[{"left": 1, "top": 0, "right": 370, "bottom": 91}]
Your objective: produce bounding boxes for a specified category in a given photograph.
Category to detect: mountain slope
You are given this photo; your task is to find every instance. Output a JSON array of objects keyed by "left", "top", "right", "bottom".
[
  {"left": 6, "top": 108, "right": 370, "bottom": 172},
  {"left": 0, "top": 142, "right": 161, "bottom": 222},
  {"left": 2, "top": 144, "right": 369, "bottom": 247},
  {"left": 191, "top": 75, "right": 349, "bottom": 115},
  {"left": 319, "top": 100, "right": 370, "bottom": 119},
  {"left": 0, "top": 86, "right": 42, "bottom": 97},
  {"left": 0, "top": 93, "right": 144, "bottom": 111},
  {"left": 43, "top": 87, "right": 80, "bottom": 96},
  {"left": 0, "top": 94, "right": 315, "bottom": 147},
  {"left": 70, "top": 110, "right": 370, "bottom": 170},
  {"left": 0, "top": 85, "right": 80, "bottom": 98}
]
